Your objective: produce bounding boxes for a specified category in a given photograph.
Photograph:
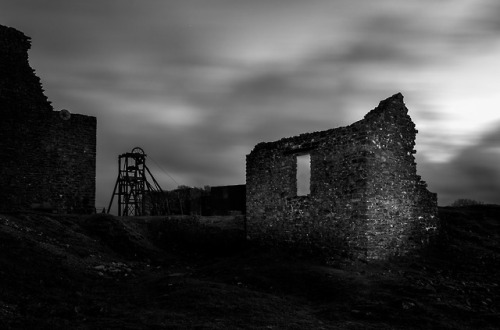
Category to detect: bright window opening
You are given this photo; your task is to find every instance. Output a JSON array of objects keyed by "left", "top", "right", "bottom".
[{"left": 296, "top": 154, "right": 311, "bottom": 196}]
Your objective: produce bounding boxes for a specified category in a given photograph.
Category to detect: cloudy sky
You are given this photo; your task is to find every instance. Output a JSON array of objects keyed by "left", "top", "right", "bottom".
[{"left": 2, "top": 0, "right": 500, "bottom": 208}]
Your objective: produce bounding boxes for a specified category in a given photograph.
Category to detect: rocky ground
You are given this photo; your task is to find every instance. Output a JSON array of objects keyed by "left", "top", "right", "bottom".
[{"left": 0, "top": 206, "right": 499, "bottom": 329}]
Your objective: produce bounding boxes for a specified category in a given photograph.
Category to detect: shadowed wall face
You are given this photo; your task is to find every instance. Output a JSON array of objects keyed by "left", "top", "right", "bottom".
[
  {"left": 0, "top": 25, "right": 96, "bottom": 214},
  {"left": 246, "top": 93, "right": 438, "bottom": 262}
]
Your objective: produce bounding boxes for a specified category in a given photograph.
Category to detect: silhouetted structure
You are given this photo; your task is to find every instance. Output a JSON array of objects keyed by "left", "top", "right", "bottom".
[
  {"left": 246, "top": 93, "right": 438, "bottom": 262},
  {"left": 0, "top": 25, "right": 96, "bottom": 214},
  {"left": 161, "top": 184, "right": 245, "bottom": 216},
  {"left": 210, "top": 185, "right": 246, "bottom": 215},
  {"left": 108, "top": 147, "right": 168, "bottom": 216}
]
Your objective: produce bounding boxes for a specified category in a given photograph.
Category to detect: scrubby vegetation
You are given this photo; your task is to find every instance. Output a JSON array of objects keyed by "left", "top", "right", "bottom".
[
  {"left": 449, "top": 199, "right": 484, "bottom": 207},
  {"left": 0, "top": 207, "right": 498, "bottom": 329}
]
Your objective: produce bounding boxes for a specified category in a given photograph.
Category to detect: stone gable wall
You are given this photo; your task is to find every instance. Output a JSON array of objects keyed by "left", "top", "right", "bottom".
[
  {"left": 362, "top": 95, "right": 438, "bottom": 259},
  {"left": 0, "top": 24, "right": 96, "bottom": 214},
  {"left": 246, "top": 93, "right": 438, "bottom": 262}
]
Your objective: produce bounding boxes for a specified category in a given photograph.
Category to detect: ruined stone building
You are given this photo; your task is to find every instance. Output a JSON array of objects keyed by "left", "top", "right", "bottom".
[
  {"left": 0, "top": 25, "right": 96, "bottom": 214},
  {"left": 162, "top": 184, "right": 246, "bottom": 216},
  {"left": 246, "top": 93, "right": 438, "bottom": 261}
]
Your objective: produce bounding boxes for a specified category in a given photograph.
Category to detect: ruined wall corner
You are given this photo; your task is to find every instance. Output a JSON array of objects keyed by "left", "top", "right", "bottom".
[{"left": 0, "top": 24, "right": 96, "bottom": 214}]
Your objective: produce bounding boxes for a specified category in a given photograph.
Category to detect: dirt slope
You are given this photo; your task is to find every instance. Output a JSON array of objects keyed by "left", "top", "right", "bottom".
[{"left": 0, "top": 207, "right": 498, "bottom": 329}]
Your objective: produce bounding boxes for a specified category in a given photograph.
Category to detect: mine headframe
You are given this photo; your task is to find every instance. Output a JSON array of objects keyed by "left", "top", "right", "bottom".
[{"left": 107, "top": 147, "right": 169, "bottom": 216}]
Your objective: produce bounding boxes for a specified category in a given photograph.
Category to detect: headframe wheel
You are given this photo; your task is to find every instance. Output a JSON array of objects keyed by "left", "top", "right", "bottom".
[{"left": 131, "top": 147, "right": 145, "bottom": 155}]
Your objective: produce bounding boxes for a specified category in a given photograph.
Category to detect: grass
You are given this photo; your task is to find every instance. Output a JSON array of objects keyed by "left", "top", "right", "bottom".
[{"left": 0, "top": 206, "right": 498, "bottom": 329}]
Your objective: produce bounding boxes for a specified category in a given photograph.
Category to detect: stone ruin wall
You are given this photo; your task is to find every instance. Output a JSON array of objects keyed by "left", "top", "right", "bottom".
[
  {"left": 362, "top": 96, "right": 438, "bottom": 259},
  {"left": 0, "top": 25, "right": 96, "bottom": 214},
  {"left": 246, "top": 93, "right": 438, "bottom": 262}
]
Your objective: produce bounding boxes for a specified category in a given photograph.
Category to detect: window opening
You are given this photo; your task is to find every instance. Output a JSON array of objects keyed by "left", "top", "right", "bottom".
[{"left": 296, "top": 154, "right": 311, "bottom": 196}]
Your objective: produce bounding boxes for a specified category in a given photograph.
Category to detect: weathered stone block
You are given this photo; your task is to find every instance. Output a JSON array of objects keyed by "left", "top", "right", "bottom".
[{"left": 246, "top": 93, "right": 438, "bottom": 262}]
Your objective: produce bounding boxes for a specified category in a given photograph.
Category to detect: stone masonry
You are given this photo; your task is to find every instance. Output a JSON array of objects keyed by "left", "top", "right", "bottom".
[
  {"left": 0, "top": 25, "right": 96, "bottom": 214},
  {"left": 246, "top": 93, "right": 438, "bottom": 262}
]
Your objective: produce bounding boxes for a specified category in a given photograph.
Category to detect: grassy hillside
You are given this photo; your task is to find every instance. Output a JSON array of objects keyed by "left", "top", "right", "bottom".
[{"left": 0, "top": 207, "right": 498, "bottom": 329}]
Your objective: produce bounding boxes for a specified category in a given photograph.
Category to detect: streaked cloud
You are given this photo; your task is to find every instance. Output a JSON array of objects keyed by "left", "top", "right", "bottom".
[
  {"left": 421, "top": 122, "right": 500, "bottom": 205},
  {"left": 1, "top": 0, "right": 499, "bottom": 207}
]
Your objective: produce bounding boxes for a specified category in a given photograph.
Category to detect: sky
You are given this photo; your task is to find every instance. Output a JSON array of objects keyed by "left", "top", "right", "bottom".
[{"left": 2, "top": 0, "right": 499, "bottom": 208}]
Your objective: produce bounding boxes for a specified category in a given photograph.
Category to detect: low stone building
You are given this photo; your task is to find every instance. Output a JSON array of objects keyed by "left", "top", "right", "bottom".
[
  {"left": 160, "top": 184, "right": 246, "bottom": 216},
  {"left": 246, "top": 93, "right": 438, "bottom": 261},
  {"left": 0, "top": 24, "right": 96, "bottom": 214}
]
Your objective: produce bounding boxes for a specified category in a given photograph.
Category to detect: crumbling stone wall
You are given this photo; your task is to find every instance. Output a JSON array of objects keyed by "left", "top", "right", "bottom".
[
  {"left": 0, "top": 25, "right": 96, "bottom": 214},
  {"left": 246, "top": 93, "right": 438, "bottom": 261}
]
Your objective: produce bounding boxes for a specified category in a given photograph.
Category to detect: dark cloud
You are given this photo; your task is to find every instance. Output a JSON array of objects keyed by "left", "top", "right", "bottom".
[
  {"left": 421, "top": 123, "right": 500, "bottom": 205},
  {"left": 448, "top": 0, "right": 500, "bottom": 48},
  {"left": 323, "top": 15, "right": 432, "bottom": 66},
  {"left": 229, "top": 70, "right": 302, "bottom": 101}
]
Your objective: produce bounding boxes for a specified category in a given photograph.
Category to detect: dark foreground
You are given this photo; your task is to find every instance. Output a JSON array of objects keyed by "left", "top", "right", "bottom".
[{"left": 0, "top": 206, "right": 499, "bottom": 329}]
